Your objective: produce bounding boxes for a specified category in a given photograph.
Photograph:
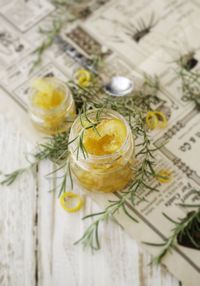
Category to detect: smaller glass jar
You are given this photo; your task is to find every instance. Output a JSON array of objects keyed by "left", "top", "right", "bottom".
[
  {"left": 28, "top": 77, "right": 76, "bottom": 135},
  {"left": 69, "top": 109, "right": 135, "bottom": 193}
]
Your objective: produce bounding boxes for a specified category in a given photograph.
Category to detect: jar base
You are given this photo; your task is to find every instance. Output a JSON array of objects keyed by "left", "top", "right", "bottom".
[{"left": 72, "top": 171, "right": 134, "bottom": 193}]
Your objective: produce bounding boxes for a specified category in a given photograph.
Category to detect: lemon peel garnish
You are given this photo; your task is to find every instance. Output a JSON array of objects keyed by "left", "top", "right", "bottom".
[
  {"left": 156, "top": 169, "right": 172, "bottom": 183},
  {"left": 74, "top": 69, "right": 91, "bottom": 87},
  {"left": 60, "top": 192, "right": 84, "bottom": 213},
  {"left": 146, "top": 111, "right": 159, "bottom": 129},
  {"left": 146, "top": 111, "right": 167, "bottom": 130},
  {"left": 153, "top": 111, "right": 167, "bottom": 128}
]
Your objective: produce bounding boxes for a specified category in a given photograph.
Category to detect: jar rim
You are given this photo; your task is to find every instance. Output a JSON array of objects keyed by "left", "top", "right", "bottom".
[
  {"left": 69, "top": 108, "right": 132, "bottom": 162},
  {"left": 28, "top": 77, "right": 72, "bottom": 114}
]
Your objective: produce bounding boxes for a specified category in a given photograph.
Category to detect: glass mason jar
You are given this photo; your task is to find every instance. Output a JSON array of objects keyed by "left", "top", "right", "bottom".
[
  {"left": 28, "top": 77, "right": 76, "bottom": 135},
  {"left": 69, "top": 109, "right": 135, "bottom": 193}
]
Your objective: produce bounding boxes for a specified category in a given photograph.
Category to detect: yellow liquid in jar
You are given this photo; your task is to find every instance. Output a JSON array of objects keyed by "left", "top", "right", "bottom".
[
  {"left": 71, "top": 118, "right": 134, "bottom": 192},
  {"left": 83, "top": 119, "right": 127, "bottom": 155},
  {"left": 30, "top": 78, "right": 76, "bottom": 135},
  {"left": 32, "top": 89, "right": 65, "bottom": 110},
  {"left": 72, "top": 158, "right": 134, "bottom": 193}
]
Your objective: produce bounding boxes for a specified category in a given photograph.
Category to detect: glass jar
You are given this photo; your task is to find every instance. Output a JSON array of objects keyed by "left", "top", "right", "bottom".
[
  {"left": 69, "top": 109, "right": 135, "bottom": 193},
  {"left": 28, "top": 77, "right": 76, "bottom": 135}
]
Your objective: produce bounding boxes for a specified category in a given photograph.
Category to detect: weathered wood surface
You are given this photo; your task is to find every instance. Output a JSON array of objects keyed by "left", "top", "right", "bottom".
[{"left": 0, "top": 114, "right": 179, "bottom": 286}]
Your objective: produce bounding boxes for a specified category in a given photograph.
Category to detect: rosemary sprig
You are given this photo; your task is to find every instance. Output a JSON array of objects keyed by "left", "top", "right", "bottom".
[
  {"left": 144, "top": 206, "right": 200, "bottom": 264},
  {"left": 177, "top": 67, "right": 200, "bottom": 109},
  {"left": 74, "top": 106, "right": 160, "bottom": 250},
  {"left": 30, "top": 19, "right": 63, "bottom": 73},
  {"left": 30, "top": 0, "right": 87, "bottom": 72},
  {"left": 70, "top": 73, "right": 162, "bottom": 114},
  {"left": 57, "top": 162, "right": 70, "bottom": 197},
  {"left": 170, "top": 50, "right": 200, "bottom": 108},
  {"left": 52, "top": 0, "right": 85, "bottom": 7},
  {"left": 75, "top": 199, "right": 136, "bottom": 250},
  {"left": 1, "top": 131, "right": 69, "bottom": 189},
  {"left": 35, "top": 131, "right": 70, "bottom": 162},
  {"left": 0, "top": 163, "right": 37, "bottom": 186}
]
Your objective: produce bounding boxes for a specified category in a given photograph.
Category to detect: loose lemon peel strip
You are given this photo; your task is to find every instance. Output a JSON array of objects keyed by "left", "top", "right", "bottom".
[
  {"left": 74, "top": 69, "right": 91, "bottom": 87},
  {"left": 146, "top": 111, "right": 158, "bottom": 130},
  {"left": 156, "top": 169, "right": 172, "bottom": 183},
  {"left": 146, "top": 111, "right": 167, "bottom": 130},
  {"left": 60, "top": 192, "right": 84, "bottom": 213}
]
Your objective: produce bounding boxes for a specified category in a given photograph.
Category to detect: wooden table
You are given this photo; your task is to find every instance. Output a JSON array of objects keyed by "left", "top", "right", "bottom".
[{"left": 0, "top": 113, "right": 180, "bottom": 286}]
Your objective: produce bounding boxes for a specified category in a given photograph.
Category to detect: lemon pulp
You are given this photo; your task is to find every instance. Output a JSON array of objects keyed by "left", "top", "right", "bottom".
[
  {"left": 29, "top": 78, "right": 76, "bottom": 135},
  {"left": 32, "top": 78, "right": 65, "bottom": 110},
  {"left": 83, "top": 119, "right": 127, "bottom": 155}
]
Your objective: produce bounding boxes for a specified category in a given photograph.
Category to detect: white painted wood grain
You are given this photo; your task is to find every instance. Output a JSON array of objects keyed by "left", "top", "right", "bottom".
[
  {"left": 0, "top": 114, "right": 36, "bottom": 286},
  {"left": 0, "top": 114, "right": 180, "bottom": 286}
]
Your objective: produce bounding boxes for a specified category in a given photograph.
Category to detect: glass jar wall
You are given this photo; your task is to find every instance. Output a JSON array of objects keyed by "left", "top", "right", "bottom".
[
  {"left": 69, "top": 109, "right": 135, "bottom": 193},
  {"left": 28, "top": 77, "right": 76, "bottom": 135}
]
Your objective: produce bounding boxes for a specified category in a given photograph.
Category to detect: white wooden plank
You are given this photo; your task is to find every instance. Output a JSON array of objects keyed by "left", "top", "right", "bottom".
[
  {"left": 0, "top": 114, "right": 36, "bottom": 286},
  {"left": 138, "top": 248, "right": 179, "bottom": 286}
]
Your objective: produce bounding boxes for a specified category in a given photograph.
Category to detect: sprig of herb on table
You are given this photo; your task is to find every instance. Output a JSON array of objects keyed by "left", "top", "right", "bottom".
[
  {"left": 30, "top": 0, "right": 88, "bottom": 72},
  {"left": 0, "top": 131, "right": 70, "bottom": 187},
  {"left": 145, "top": 202, "right": 200, "bottom": 264},
  {"left": 0, "top": 163, "right": 37, "bottom": 186},
  {"left": 30, "top": 19, "right": 63, "bottom": 73},
  {"left": 174, "top": 50, "right": 200, "bottom": 109},
  {"left": 177, "top": 68, "right": 200, "bottom": 109}
]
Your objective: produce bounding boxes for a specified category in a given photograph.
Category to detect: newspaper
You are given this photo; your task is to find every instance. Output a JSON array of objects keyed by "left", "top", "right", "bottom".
[
  {"left": 0, "top": 0, "right": 54, "bottom": 32},
  {"left": 0, "top": 0, "right": 200, "bottom": 285}
]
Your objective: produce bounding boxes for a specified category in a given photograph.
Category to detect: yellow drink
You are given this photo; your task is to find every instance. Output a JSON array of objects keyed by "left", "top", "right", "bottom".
[
  {"left": 29, "top": 77, "right": 76, "bottom": 135},
  {"left": 69, "top": 110, "right": 135, "bottom": 193}
]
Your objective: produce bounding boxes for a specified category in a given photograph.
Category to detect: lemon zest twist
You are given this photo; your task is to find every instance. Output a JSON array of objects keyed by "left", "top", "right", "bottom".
[
  {"left": 156, "top": 169, "right": 172, "bottom": 183},
  {"left": 74, "top": 69, "right": 91, "bottom": 87},
  {"left": 60, "top": 192, "right": 84, "bottom": 213},
  {"left": 146, "top": 111, "right": 167, "bottom": 130}
]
